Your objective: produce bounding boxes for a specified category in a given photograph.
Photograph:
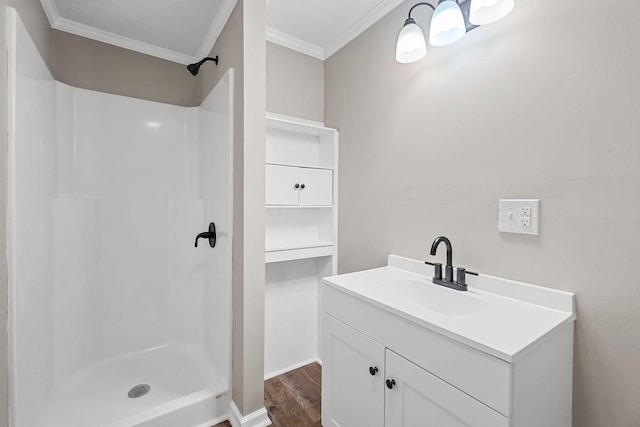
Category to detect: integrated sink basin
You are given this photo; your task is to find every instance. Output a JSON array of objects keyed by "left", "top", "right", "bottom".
[
  {"left": 322, "top": 254, "right": 576, "bottom": 361},
  {"left": 377, "top": 278, "right": 489, "bottom": 315}
]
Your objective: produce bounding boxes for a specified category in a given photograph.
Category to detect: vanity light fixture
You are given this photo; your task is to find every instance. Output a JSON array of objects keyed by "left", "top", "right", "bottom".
[
  {"left": 395, "top": 0, "right": 514, "bottom": 63},
  {"left": 430, "top": 0, "right": 466, "bottom": 47},
  {"left": 469, "top": 0, "right": 514, "bottom": 25}
]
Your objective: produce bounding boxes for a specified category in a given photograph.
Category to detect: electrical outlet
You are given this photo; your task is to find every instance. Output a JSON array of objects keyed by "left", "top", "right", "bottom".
[{"left": 499, "top": 199, "right": 540, "bottom": 235}]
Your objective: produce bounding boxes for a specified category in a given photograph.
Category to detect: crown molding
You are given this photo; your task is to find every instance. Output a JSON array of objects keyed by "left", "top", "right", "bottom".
[
  {"left": 325, "top": 0, "right": 406, "bottom": 58},
  {"left": 266, "top": 27, "right": 324, "bottom": 60},
  {"left": 52, "top": 16, "right": 196, "bottom": 64},
  {"left": 40, "top": 0, "right": 403, "bottom": 63},
  {"left": 40, "top": 0, "right": 236, "bottom": 65},
  {"left": 196, "top": 0, "right": 237, "bottom": 60},
  {"left": 39, "top": 0, "right": 59, "bottom": 29}
]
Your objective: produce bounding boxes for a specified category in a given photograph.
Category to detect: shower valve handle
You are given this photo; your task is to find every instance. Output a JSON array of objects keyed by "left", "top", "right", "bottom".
[{"left": 195, "top": 222, "right": 217, "bottom": 248}]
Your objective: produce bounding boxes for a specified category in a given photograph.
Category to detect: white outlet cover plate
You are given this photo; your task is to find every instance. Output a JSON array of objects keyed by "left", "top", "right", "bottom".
[{"left": 499, "top": 199, "right": 540, "bottom": 235}]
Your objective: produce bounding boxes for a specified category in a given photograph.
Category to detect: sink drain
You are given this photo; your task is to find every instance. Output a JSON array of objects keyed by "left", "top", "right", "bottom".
[{"left": 127, "top": 384, "right": 150, "bottom": 399}]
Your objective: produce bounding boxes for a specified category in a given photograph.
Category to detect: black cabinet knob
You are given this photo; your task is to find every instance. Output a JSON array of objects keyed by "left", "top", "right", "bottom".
[
  {"left": 386, "top": 379, "right": 396, "bottom": 389},
  {"left": 369, "top": 366, "right": 378, "bottom": 376},
  {"left": 300, "top": 184, "right": 305, "bottom": 189},
  {"left": 294, "top": 183, "right": 300, "bottom": 189}
]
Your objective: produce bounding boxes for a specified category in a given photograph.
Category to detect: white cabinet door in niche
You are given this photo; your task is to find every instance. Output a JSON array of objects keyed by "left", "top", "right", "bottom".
[
  {"left": 266, "top": 164, "right": 333, "bottom": 206},
  {"left": 298, "top": 167, "right": 332, "bottom": 206},
  {"left": 266, "top": 164, "right": 299, "bottom": 205}
]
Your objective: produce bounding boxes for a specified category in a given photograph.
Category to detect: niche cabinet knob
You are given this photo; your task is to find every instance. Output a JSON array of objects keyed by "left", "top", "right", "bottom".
[
  {"left": 369, "top": 366, "right": 379, "bottom": 376},
  {"left": 386, "top": 379, "right": 396, "bottom": 389},
  {"left": 294, "top": 183, "right": 300, "bottom": 189},
  {"left": 300, "top": 184, "right": 305, "bottom": 189}
]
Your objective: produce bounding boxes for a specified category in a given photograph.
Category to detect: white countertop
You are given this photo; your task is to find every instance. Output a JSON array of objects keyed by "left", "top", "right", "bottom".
[{"left": 323, "top": 255, "right": 576, "bottom": 362}]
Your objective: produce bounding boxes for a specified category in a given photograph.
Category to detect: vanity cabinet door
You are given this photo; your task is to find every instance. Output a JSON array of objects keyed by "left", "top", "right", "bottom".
[
  {"left": 322, "top": 314, "right": 385, "bottom": 427},
  {"left": 265, "top": 164, "right": 299, "bottom": 205},
  {"left": 385, "top": 350, "right": 509, "bottom": 427},
  {"left": 298, "top": 167, "right": 333, "bottom": 206}
]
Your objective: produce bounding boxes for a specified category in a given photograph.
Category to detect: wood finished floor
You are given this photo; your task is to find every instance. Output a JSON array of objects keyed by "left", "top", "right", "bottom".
[{"left": 214, "top": 362, "right": 321, "bottom": 427}]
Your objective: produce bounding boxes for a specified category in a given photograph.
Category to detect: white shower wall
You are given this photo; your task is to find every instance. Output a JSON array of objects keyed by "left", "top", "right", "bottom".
[
  {"left": 7, "top": 8, "right": 233, "bottom": 427},
  {"left": 56, "top": 86, "right": 201, "bottom": 363},
  {"left": 6, "top": 8, "right": 57, "bottom": 426}
]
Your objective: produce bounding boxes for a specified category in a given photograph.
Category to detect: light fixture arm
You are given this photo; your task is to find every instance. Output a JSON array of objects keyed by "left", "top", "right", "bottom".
[
  {"left": 407, "top": 0, "right": 477, "bottom": 33},
  {"left": 407, "top": 2, "right": 435, "bottom": 19},
  {"left": 408, "top": 0, "right": 467, "bottom": 18}
]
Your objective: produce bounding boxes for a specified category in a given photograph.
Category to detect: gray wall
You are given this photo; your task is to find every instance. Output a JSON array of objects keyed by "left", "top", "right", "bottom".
[
  {"left": 266, "top": 42, "right": 324, "bottom": 122},
  {"left": 196, "top": 1, "right": 267, "bottom": 416},
  {"left": 52, "top": 30, "right": 198, "bottom": 107},
  {"left": 325, "top": 0, "right": 640, "bottom": 426}
]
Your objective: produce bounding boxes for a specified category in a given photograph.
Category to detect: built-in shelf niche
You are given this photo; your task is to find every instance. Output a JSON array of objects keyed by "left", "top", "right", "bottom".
[
  {"left": 266, "top": 119, "right": 336, "bottom": 170},
  {"left": 264, "top": 112, "right": 338, "bottom": 379},
  {"left": 266, "top": 207, "right": 334, "bottom": 263},
  {"left": 264, "top": 113, "right": 338, "bottom": 265}
]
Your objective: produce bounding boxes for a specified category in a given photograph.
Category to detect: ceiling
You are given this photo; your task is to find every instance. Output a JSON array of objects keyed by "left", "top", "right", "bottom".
[
  {"left": 40, "top": 0, "right": 405, "bottom": 64},
  {"left": 266, "top": 0, "right": 405, "bottom": 60}
]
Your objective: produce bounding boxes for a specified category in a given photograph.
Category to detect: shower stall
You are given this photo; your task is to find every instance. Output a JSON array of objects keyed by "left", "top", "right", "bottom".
[{"left": 6, "top": 8, "right": 233, "bottom": 427}]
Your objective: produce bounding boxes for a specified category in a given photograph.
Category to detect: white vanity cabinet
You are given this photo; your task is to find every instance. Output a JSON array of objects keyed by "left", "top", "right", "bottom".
[
  {"left": 323, "top": 314, "right": 508, "bottom": 427},
  {"left": 265, "top": 164, "right": 333, "bottom": 206},
  {"left": 322, "top": 255, "right": 576, "bottom": 427}
]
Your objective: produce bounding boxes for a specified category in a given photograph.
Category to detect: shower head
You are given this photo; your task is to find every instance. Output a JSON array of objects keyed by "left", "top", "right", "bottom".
[
  {"left": 187, "top": 56, "right": 219, "bottom": 76},
  {"left": 187, "top": 63, "right": 200, "bottom": 76}
]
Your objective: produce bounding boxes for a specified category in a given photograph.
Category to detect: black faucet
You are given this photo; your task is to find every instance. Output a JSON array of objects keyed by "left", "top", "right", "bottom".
[
  {"left": 195, "top": 222, "right": 217, "bottom": 248},
  {"left": 428, "top": 236, "right": 467, "bottom": 291}
]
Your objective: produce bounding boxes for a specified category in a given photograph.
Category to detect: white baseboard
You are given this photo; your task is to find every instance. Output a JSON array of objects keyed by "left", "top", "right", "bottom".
[
  {"left": 264, "top": 357, "right": 322, "bottom": 381},
  {"left": 195, "top": 413, "right": 230, "bottom": 427},
  {"left": 228, "top": 401, "right": 271, "bottom": 427}
]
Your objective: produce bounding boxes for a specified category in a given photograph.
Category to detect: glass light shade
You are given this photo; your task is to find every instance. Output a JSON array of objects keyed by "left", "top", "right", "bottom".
[
  {"left": 395, "top": 19, "right": 427, "bottom": 64},
  {"left": 469, "top": 0, "right": 515, "bottom": 25},
  {"left": 429, "top": 0, "right": 466, "bottom": 47}
]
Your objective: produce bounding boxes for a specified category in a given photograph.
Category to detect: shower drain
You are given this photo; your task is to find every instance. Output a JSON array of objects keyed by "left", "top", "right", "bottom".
[{"left": 127, "top": 384, "right": 150, "bottom": 399}]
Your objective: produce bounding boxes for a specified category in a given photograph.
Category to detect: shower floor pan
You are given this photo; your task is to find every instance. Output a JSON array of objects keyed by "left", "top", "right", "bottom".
[{"left": 39, "top": 345, "right": 230, "bottom": 427}]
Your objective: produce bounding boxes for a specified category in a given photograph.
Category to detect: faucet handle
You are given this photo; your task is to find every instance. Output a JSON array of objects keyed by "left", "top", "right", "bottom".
[
  {"left": 456, "top": 267, "right": 466, "bottom": 286},
  {"left": 424, "top": 261, "right": 442, "bottom": 280},
  {"left": 194, "top": 222, "right": 217, "bottom": 248},
  {"left": 434, "top": 263, "right": 442, "bottom": 280}
]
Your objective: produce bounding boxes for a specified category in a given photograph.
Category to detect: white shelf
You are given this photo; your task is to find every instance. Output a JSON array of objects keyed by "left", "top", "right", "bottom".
[
  {"left": 266, "top": 239, "right": 333, "bottom": 252},
  {"left": 266, "top": 114, "right": 337, "bottom": 170},
  {"left": 266, "top": 161, "right": 334, "bottom": 171},
  {"left": 266, "top": 113, "right": 334, "bottom": 136},
  {"left": 265, "top": 241, "right": 334, "bottom": 264},
  {"left": 266, "top": 205, "right": 334, "bottom": 209}
]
